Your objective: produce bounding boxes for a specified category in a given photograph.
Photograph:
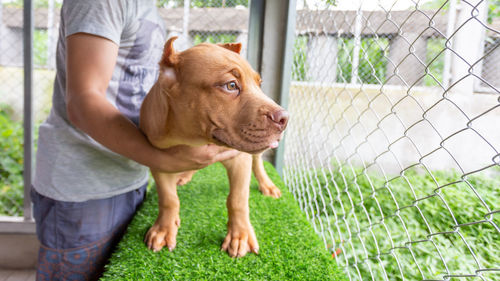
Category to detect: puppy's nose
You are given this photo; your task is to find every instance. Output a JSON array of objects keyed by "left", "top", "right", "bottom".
[{"left": 268, "top": 110, "right": 289, "bottom": 131}]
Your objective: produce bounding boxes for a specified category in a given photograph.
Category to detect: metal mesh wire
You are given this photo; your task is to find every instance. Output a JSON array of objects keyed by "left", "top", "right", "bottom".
[
  {"left": 0, "top": 0, "right": 249, "bottom": 217},
  {"left": 158, "top": 0, "right": 249, "bottom": 55},
  {"left": 0, "top": 2, "right": 59, "bottom": 217},
  {"left": 285, "top": 0, "right": 500, "bottom": 280},
  {"left": 0, "top": 2, "right": 26, "bottom": 217}
]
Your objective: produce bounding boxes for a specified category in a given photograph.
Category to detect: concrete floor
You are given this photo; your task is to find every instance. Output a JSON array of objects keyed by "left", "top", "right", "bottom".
[
  {"left": 0, "top": 270, "right": 35, "bottom": 281},
  {"left": 0, "top": 233, "right": 38, "bottom": 281}
]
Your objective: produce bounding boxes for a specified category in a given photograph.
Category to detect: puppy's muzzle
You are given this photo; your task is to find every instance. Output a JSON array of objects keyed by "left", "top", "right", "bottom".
[{"left": 267, "top": 110, "right": 289, "bottom": 132}]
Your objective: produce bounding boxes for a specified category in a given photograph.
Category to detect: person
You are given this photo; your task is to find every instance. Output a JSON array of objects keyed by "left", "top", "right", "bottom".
[{"left": 31, "top": 1, "right": 238, "bottom": 280}]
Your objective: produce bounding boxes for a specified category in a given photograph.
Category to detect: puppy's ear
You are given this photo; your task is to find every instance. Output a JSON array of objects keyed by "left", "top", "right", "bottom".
[
  {"left": 218, "top": 42, "right": 242, "bottom": 54},
  {"left": 161, "top": 36, "right": 179, "bottom": 67},
  {"left": 159, "top": 37, "right": 179, "bottom": 88}
]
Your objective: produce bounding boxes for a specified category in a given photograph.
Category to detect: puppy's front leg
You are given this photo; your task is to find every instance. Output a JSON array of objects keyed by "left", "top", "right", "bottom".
[
  {"left": 145, "top": 170, "right": 181, "bottom": 252},
  {"left": 220, "top": 153, "right": 259, "bottom": 257}
]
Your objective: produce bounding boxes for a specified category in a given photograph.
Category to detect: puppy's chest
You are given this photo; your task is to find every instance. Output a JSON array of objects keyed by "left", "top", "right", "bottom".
[{"left": 150, "top": 134, "right": 209, "bottom": 149}]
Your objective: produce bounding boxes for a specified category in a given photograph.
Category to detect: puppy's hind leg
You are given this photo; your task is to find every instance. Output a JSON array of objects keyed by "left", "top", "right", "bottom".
[
  {"left": 176, "top": 170, "right": 196, "bottom": 186},
  {"left": 145, "top": 170, "right": 181, "bottom": 252},
  {"left": 252, "top": 153, "right": 281, "bottom": 198}
]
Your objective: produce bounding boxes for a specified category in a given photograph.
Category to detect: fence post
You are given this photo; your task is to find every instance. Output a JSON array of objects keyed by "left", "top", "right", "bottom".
[
  {"left": 236, "top": 31, "right": 248, "bottom": 59},
  {"left": 275, "top": 0, "right": 296, "bottom": 176},
  {"left": 246, "top": 0, "right": 265, "bottom": 72},
  {"left": 0, "top": 3, "right": 2, "bottom": 65},
  {"left": 442, "top": 0, "right": 458, "bottom": 89},
  {"left": 181, "top": 0, "right": 191, "bottom": 50},
  {"left": 386, "top": 32, "right": 427, "bottom": 86},
  {"left": 0, "top": 2, "right": 5, "bottom": 66},
  {"left": 257, "top": 0, "right": 296, "bottom": 175},
  {"left": 351, "top": 8, "right": 362, "bottom": 84},
  {"left": 450, "top": 0, "right": 488, "bottom": 94},
  {"left": 307, "top": 35, "right": 338, "bottom": 83},
  {"left": 47, "top": 0, "right": 55, "bottom": 68},
  {"left": 23, "top": 0, "right": 34, "bottom": 221}
]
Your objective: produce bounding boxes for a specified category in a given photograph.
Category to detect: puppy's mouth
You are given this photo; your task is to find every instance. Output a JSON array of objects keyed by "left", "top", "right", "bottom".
[{"left": 212, "top": 129, "right": 281, "bottom": 154}]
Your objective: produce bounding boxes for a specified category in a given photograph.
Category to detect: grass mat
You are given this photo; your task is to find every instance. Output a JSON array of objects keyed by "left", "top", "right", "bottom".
[{"left": 102, "top": 162, "right": 345, "bottom": 280}]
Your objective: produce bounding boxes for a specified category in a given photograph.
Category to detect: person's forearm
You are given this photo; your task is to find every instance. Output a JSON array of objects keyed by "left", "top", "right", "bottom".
[{"left": 66, "top": 90, "right": 166, "bottom": 170}]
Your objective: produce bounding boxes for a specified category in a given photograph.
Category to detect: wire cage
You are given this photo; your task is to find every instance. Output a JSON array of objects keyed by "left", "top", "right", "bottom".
[
  {"left": 284, "top": 0, "right": 499, "bottom": 280},
  {"left": 1, "top": 0, "right": 499, "bottom": 280},
  {"left": 157, "top": 0, "right": 249, "bottom": 53},
  {"left": 0, "top": 2, "right": 29, "bottom": 217},
  {"left": 0, "top": 0, "right": 250, "bottom": 217}
]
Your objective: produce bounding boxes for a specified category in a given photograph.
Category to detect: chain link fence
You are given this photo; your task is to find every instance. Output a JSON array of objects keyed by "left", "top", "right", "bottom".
[
  {"left": 0, "top": 0, "right": 249, "bottom": 217},
  {"left": 158, "top": 0, "right": 249, "bottom": 54},
  {"left": 3, "top": 1, "right": 498, "bottom": 279},
  {"left": 1, "top": 1, "right": 28, "bottom": 217},
  {"left": 284, "top": 0, "right": 499, "bottom": 280},
  {"left": 1, "top": 1, "right": 61, "bottom": 217}
]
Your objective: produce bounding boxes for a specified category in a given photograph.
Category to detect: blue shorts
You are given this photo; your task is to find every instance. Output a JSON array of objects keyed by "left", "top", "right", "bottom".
[{"left": 31, "top": 183, "right": 147, "bottom": 281}]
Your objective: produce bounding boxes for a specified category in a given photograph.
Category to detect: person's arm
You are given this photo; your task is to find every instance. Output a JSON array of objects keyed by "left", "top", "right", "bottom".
[{"left": 65, "top": 33, "right": 238, "bottom": 173}]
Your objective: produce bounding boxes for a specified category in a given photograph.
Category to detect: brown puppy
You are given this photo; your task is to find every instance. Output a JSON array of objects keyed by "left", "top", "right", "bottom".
[{"left": 139, "top": 37, "right": 289, "bottom": 258}]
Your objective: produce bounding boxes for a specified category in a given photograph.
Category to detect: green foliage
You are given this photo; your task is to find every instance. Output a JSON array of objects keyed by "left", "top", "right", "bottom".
[
  {"left": 191, "top": 0, "right": 248, "bottom": 7},
  {"left": 297, "top": 165, "right": 500, "bottom": 280},
  {"left": 102, "top": 163, "right": 346, "bottom": 280},
  {"left": 34, "top": 0, "right": 62, "bottom": 8},
  {"left": 192, "top": 32, "right": 237, "bottom": 45},
  {"left": 292, "top": 35, "right": 309, "bottom": 81},
  {"left": 357, "top": 37, "right": 389, "bottom": 84},
  {"left": 336, "top": 37, "right": 389, "bottom": 84},
  {"left": 424, "top": 38, "right": 445, "bottom": 86},
  {"left": 420, "top": 0, "right": 500, "bottom": 24},
  {"left": 157, "top": 0, "right": 248, "bottom": 8},
  {"left": 488, "top": 0, "right": 500, "bottom": 23},
  {"left": 34, "top": 29, "right": 49, "bottom": 67},
  {"left": 419, "top": 0, "right": 449, "bottom": 11},
  {"left": 335, "top": 37, "right": 353, "bottom": 83},
  {"left": 3, "top": 0, "right": 62, "bottom": 8},
  {"left": 0, "top": 105, "right": 24, "bottom": 216},
  {"left": 292, "top": 36, "right": 389, "bottom": 84}
]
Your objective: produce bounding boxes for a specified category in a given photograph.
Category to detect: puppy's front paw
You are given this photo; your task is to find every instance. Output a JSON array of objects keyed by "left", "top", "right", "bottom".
[
  {"left": 144, "top": 217, "right": 180, "bottom": 252},
  {"left": 221, "top": 223, "right": 259, "bottom": 258},
  {"left": 259, "top": 183, "right": 282, "bottom": 198}
]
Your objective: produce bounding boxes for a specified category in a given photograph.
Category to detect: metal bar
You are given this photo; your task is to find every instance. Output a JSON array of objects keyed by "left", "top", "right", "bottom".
[
  {"left": 450, "top": 0, "right": 489, "bottom": 95},
  {"left": 47, "top": 0, "right": 55, "bottom": 68},
  {"left": 273, "top": 0, "right": 296, "bottom": 176},
  {"left": 23, "top": 0, "right": 34, "bottom": 221},
  {"left": 442, "top": 0, "right": 457, "bottom": 89},
  {"left": 0, "top": 4, "right": 3, "bottom": 54},
  {"left": 182, "top": 0, "right": 190, "bottom": 49},
  {"left": 0, "top": 217, "right": 36, "bottom": 234},
  {"left": 351, "top": 8, "right": 362, "bottom": 84},
  {"left": 246, "top": 0, "right": 265, "bottom": 72},
  {"left": 471, "top": 0, "right": 489, "bottom": 92}
]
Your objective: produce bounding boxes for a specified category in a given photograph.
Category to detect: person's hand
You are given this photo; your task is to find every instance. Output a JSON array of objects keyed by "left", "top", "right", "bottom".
[{"left": 155, "top": 144, "right": 240, "bottom": 173}]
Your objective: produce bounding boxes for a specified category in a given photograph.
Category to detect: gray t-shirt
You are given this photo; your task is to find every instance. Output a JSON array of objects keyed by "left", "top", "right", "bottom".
[{"left": 34, "top": 0, "right": 166, "bottom": 201}]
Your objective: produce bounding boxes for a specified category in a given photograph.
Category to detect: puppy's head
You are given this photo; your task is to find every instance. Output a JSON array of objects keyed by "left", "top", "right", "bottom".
[{"left": 159, "top": 37, "right": 288, "bottom": 154}]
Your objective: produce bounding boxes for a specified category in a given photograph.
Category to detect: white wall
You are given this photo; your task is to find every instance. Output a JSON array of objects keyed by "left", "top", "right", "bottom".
[{"left": 285, "top": 82, "right": 500, "bottom": 177}]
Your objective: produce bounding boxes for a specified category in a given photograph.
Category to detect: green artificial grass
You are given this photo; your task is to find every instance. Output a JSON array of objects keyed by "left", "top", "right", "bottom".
[{"left": 101, "top": 162, "right": 346, "bottom": 281}]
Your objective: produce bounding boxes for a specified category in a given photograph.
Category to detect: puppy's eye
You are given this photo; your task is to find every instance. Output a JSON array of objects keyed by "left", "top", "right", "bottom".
[{"left": 225, "top": 81, "right": 238, "bottom": 91}]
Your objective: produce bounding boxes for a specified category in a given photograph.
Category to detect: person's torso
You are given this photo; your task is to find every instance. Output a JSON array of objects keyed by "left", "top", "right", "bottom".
[{"left": 34, "top": 0, "right": 166, "bottom": 202}]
